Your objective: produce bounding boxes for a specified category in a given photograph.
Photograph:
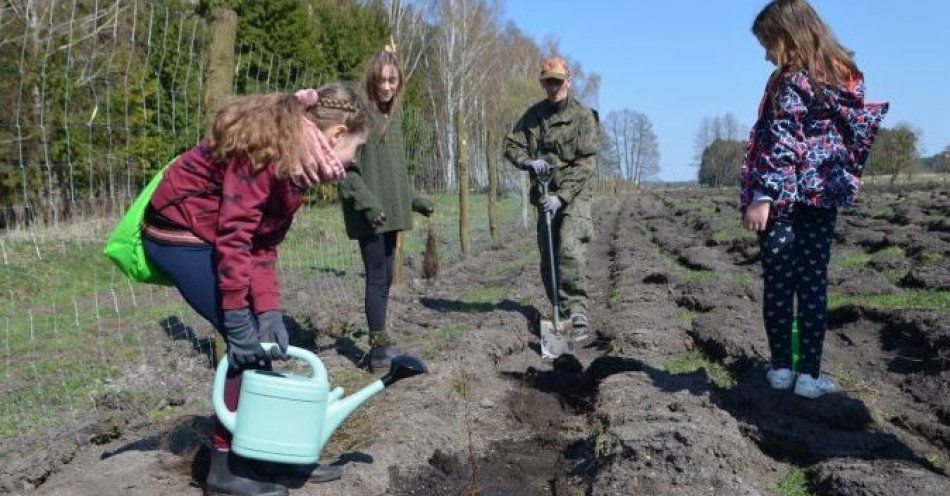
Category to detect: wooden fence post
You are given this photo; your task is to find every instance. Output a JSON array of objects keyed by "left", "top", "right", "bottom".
[
  {"left": 204, "top": 7, "right": 237, "bottom": 364},
  {"left": 203, "top": 8, "right": 237, "bottom": 137},
  {"left": 486, "top": 127, "right": 500, "bottom": 246},
  {"left": 456, "top": 109, "right": 470, "bottom": 257}
]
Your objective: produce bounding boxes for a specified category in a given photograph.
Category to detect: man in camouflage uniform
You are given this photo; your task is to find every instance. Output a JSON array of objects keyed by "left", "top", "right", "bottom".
[{"left": 504, "top": 56, "right": 598, "bottom": 336}]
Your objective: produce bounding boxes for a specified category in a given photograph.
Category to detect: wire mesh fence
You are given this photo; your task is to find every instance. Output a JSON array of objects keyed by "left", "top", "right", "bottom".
[
  {"left": 0, "top": 0, "right": 631, "bottom": 452},
  {"left": 0, "top": 0, "right": 512, "bottom": 452}
]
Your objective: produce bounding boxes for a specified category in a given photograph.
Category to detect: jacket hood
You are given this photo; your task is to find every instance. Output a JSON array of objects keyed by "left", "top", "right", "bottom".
[{"left": 820, "top": 72, "right": 889, "bottom": 168}]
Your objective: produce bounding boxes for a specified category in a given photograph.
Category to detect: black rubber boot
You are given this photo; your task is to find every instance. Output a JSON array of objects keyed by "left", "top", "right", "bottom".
[
  {"left": 299, "top": 464, "right": 344, "bottom": 483},
  {"left": 205, "top": 449, "right": 288, "bottom": 496},
  {"left": 368, "top": 331, "right": 402, "bottom": 372},
  {"left": 370, "top": 344, "right": 403, "bottom": 372},
  {"left": 256, "top": 461, "right": 344, "bottom": 483}
]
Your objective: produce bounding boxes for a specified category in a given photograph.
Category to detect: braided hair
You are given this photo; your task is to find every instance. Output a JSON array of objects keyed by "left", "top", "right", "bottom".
[{"left": 209, "top": 83, "right": 367, "bottom": 179}]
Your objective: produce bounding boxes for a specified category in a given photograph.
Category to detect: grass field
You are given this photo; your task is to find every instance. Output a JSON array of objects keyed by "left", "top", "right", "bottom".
[{"left": 0, "top": 193, "right": 522, "bottom": 441}]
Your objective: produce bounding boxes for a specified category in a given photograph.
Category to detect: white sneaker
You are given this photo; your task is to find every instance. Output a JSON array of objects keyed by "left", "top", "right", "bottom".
[
  {"left": 766, "top": 368, "right": 795, "bottom": 390},
  {"left": 794, "top": 374, "right": 837, "bottom": 399}
]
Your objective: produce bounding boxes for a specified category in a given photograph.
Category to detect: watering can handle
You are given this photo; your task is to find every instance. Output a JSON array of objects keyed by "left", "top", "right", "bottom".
[{"left": 212, "top": 344, "right": 330, "bottom": 434}]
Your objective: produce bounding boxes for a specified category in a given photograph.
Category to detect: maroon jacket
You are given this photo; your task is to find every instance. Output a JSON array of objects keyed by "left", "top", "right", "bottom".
[{"left": 149, "top": 143, "right": 304, "bottom": 312}]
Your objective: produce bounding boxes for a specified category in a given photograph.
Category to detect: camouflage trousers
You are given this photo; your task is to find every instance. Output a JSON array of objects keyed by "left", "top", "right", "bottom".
[{"left": 536, "top": 197, "right": 592, "bottom": 320}]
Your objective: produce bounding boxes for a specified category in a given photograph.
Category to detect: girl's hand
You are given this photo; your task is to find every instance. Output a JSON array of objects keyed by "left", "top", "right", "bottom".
[
  {"left": 369, "top": 210, "right": 387, "bottom": 228},
  {"left": 291, "top": 117, "right": 346, "bottom": 188},
  {"left": 743, "top": 200, "right": 771, "bottom": 232}
]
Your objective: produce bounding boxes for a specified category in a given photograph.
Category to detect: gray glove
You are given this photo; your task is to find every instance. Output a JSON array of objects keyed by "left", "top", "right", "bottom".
[
  {"left": 257, "top": 310, "right": 289, "bottom": 358},
  {"left": 223, "top": 308, "right": 270, "bottom": 372},
  {"left": 521, "top": 159, "right": 551, "bottom": 177},
  {"left": 541, "top": 195, "right": 563, "bottom": 214},
  {"left": 367, "top": 208, "right": 387, "bottom": 227}
]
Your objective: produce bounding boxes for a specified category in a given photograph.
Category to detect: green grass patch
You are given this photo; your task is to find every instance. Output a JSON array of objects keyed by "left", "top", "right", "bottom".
[
  {"left": 462, "top": 285, "right": 508, "bottom": 304},
  {"left": 686, "top": 269, "right": 719, "bottom": 282},
  {"left": 278, "top": 193, "right": 521, "bottom": 276},
  {"left": 450, "top": 375, "right": 470, "bottom": 400},
  {"left": 675, "top": 310, "right": 700, "bottom": 327},
  {"left": 608, "top": 286, "right": 624, "bottom": 307},
  {"left": 922, "top": 252, "right": 942, "bottom": 264},
  {"left": 661, "top": 251, "right": 722, "bottom": 284},
  {"left": 871, "top": 246, "right": 904, "bottom": 258},
  {"left": 712, "top": 226, "right": 756, "bottom": 244},
  {"left": 926, "top": 452, "right": 948, "bottom": 475},
  {"left": 873, "top": 206, "right": 895, "bottom": 219},
  {"left": 437, "top": 323, "right": 471, "bottom": 340},
  {"left": 0, "top": 298, "right": 200, "bottom": 439},
  {"left": 774, "top": 467, "right": 815, "bottom": 496},
  {"left": 835, "top": 250, "right": 873, "bottom": 269},
  {"left": 698, "top": 205, "right": 716, "bottom": 217},
  {"left": 881, "top": 269, "right": 906, "bottom": 284},
  {"left": 829, "top": 290, "right": 950, "bottom": 311},
  {"left": 490, "top": 250, "right": 537, "bottom": 277},
  {"left": 665, "top": 351, "right": 736, "bottom": 389},
  {"left": 409, "top": 323, "right": 472, "bottom": 360},
  {"left": 732, "top": 271, "right": 753, "bottom": 288}
]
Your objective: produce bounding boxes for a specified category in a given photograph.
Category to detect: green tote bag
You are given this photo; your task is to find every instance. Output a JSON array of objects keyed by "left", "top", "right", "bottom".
[{"left": 102, "top": 157, "right": 178, "bottom": 285}]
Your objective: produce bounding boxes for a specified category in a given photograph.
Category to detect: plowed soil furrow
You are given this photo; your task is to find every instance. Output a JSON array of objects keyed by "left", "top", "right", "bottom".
[{"left": 9, "top": 187, "right": 949, "bottom": 496}]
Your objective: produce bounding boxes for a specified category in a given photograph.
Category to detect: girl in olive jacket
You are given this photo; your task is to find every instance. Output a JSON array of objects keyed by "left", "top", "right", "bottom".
[{"left": 339, "top": 47, "right": 433, "bottom": 370}]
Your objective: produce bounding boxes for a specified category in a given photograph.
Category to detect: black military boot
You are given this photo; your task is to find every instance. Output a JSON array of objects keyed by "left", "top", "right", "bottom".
[
  {"left": 205, "top": 449, "right": 288, "bottom": 496},
  {"left": 570, "top": 313, "right": 590, "bottom": 342}
]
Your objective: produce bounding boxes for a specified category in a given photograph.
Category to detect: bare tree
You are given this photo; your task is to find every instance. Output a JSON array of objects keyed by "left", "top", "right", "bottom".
[
  {"left": 605, "top": 109, "right": 660, "bottom": 186},
  {"left": 487, "top": 22, "right": 543, "bottom": 230},
  {"left": 422, "top": 0, "right": 499, "bottom": 189},
  {"left": 362, "top": 0, "right": 429, "bottom": 80}
]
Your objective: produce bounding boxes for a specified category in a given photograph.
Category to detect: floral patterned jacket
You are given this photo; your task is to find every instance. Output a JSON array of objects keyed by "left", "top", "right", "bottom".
[{"left": 740, "top": 68, "right": 889, "bottom": 217}]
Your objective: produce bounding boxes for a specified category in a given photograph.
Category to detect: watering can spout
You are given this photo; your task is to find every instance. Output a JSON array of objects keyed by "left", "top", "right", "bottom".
[{"left": 321, "top": 355, "right": 427, "bottom": 447}]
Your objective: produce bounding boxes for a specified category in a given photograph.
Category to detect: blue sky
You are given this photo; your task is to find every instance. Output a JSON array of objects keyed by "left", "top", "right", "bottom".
[{"left": 505, "top": 0, "right": 950, "bottom": 181}]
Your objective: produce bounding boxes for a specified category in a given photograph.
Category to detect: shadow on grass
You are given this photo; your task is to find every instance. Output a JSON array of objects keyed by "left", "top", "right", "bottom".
[
  {"left": 159, "top": 316, "right": 215, "bottom": 368},
  {"left": 420, "top": 297, "right": 539, "bottom": 322}
]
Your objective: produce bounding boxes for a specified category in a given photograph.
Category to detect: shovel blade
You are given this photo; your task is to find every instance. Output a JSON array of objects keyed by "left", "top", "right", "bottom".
[{"left": 539, "top": 319, "right": 570, "bottom": 359}]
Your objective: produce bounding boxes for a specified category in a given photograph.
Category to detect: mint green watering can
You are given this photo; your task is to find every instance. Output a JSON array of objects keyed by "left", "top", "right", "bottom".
[{"left": 213, "top": 344, "right": 426, "bottom": 464}]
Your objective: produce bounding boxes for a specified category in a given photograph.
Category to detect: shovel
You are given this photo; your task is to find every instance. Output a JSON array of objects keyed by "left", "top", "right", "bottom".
[{"left": 536, "top": 169, "right": 574, "bottom": 359}]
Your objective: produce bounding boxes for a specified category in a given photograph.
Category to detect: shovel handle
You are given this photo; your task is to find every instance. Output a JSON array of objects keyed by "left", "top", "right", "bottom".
[{"left": 539, "top": 180, "right": 561, "bottom": 330}]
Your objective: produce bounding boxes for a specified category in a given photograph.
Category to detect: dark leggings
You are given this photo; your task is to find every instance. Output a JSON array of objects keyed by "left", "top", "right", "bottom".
[
  {"left": 758, "top": 205, "right": 837, "bottom": 378},
  {"left": 358, "top": 231, "right": 397, "bottom": 333},
  {"left": 143, "top": 237, "right": 240, "bottom": 451}
]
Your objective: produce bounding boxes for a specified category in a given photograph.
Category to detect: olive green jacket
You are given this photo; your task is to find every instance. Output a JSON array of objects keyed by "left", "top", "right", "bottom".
[
  {"left": 339, "top": 111, "right": 431, "bottom": 240},
  {"left": 504, "top": 95, "right": 599, "bottom": 205}
]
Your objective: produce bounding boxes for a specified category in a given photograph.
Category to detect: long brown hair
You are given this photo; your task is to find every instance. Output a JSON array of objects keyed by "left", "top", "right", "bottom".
[
  {"left": 753, "top": 0, "right": 859, "bottom": 88},
  {"left": 361, "top": 49, "right": 405, "bottom": 135},
  {"left": 209, "top": 83, "right": 368, "bottom": 179}
]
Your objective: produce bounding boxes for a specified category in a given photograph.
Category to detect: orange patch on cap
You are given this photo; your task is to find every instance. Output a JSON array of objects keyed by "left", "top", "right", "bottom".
[{"left": 540, "top": 57, "right": 570, "bottom": 81}]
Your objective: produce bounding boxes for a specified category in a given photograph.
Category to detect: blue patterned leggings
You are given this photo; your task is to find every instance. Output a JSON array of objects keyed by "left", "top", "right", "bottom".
[{"left": 758, "top": 205, "right": 838, "bottom": 378}]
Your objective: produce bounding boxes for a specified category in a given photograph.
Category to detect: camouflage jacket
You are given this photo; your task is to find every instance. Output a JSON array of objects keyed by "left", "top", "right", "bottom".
[{"left": 504, "top": 96, "right": 599, "bottom": 205}]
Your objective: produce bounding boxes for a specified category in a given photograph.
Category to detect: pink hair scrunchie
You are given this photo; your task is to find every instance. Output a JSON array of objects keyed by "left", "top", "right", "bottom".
[{"left": 295, "top": 88, "right": 320, "bottom": 109}]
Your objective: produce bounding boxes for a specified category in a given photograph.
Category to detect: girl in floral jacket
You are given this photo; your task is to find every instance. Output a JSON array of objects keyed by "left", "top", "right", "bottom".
[{"left": 741, "top": 0, "right": 888, "bottom": 398}]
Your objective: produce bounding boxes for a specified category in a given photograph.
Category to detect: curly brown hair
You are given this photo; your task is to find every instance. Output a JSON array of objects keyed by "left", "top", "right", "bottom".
[{"left": 209, "top": 83, "right": 368, "bottom": 179}]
